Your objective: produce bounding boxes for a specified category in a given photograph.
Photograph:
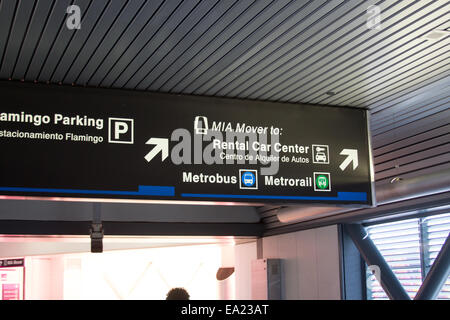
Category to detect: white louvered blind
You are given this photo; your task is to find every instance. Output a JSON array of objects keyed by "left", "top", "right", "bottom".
[
  {"left": 422, "top": 213, "right": 450, "bottom": 300},
  {"left": 365, "top": 212, "right": 450, "bottom": 300}
]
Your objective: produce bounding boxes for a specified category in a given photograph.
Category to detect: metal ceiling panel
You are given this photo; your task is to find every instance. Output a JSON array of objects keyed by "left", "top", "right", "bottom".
[
  {"left": 203, "top": 0, "right": 379, "bottom": 97},
  {"left": 12, "top": 0, "right": 54, "bottom": 80},
  {"left": 72, "top": 0, "right": 158, "bottom": 85},
  {"left": 0, "top": 0, "right": 36, "bottom": 78}
]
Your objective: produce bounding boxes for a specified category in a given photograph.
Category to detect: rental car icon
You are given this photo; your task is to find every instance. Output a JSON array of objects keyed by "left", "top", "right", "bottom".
[
  {"left": 315, "top": 152, "right": 327, "bottom": 162},
  {"left": 312, "top": 144, "right": 329, "bottom": 164}
]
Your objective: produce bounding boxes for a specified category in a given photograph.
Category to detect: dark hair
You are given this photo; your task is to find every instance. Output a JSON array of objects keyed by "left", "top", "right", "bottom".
[{"left": 166, "top": 287, "right": 190, "bottom": 300}]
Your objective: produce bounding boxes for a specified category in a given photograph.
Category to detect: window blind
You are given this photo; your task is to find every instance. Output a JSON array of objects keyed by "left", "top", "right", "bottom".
[{"left": 365, "top": 212, "right": 450, "bottom": 300}]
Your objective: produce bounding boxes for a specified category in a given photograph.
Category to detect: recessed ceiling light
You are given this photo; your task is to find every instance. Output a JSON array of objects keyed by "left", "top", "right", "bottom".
[
  {"left": 423, "top": 30, "right": 450, "bottom": 41},
  {"left": 325, "top": 91, "right": 336, "bottom": 96}
]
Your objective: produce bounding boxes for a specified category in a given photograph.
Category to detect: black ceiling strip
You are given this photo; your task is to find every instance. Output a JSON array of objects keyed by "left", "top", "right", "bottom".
[
  {"left": 271, "top": 1, "right": 433, "bottom": 103},
  {"left": 8, "top": 0, "right": 38, "bottom": 79},
  {"left": 152, "top": 0, "right": 258, "bottom": 92},
  {"left": 372, "top": 93, "right": 450, "bottom": 130},
  {"left": 0, "top": 220, "right": 264, "bottom": 236},
  {"left": 124, "top": 0, "right": 209, "bottom": 90},
  {"left": 311, "top": 40, "right": 430, "bottom": 106},
  {"left": 370, "top": 73, "right": 450, "bottom": 113},
  {"left": 235, "top": 1, "right": 375, "bottom": 101},
  {"left": 373, "top": 124, "right": 450, "bottom": 153},
  {"left": 285, "top": 1, "right": 443, "bottom": 104},
  {"left": 373, "top": 101, "right": 450, "bottom": 137},
  {"left": 87, "top": 0, "right": 165, "bottom": 86},
  {"left": 114, "top": 0, "right": 201, "bottom": 89},
  {"left": 13, "top": 0, "right": 55, "bottom": 81},
  {"left": 215, "top": 1, "right": 375, "bottom": 100},
  {"left": 0, "top": 0, "right": 19, "bottom": 74},
  {"left": 31, "top": 0, "right": 74, "bottom": 82},
  {"left": 202, "top": 0, "right": 339, "bottom": 97},
  {"left": 143, "top": 0, "right": 241, "bottom": 91},
  {"left": 109, "top": 0, "right": 188, "bottom": 89},
  {"left": 69, "top": 0, "right": 128, "bottom": 83},
  {"left": 341, "top": 52, "right": 450, "bottom": 108},
  {"left": 300, "top": 4, "right": 447, "bottom": 105},
  {"left": 59, "top": 0, "right": 125, "bottom": 84},
  {"left": 186, "top": 0, "right": 321, "bottom": 95},
  {"left": 132, "top": 0, "right": 222, "bottom": 91},
  {"left": 162, "top": 0, "right": 276, "bottom": 93},
  {"left": 374, "top": 135, "right": 450, "bottom": 166},
  {"left": 363, "top": 63, "right": 450, "bottom": 109},
  {"left": 171, "top": 0, "right": 296, "bottom": 94},
  {"left": 48, "top": 0, "right": 99, "bottom": 83},
  {"left": 102, "top": 0, "right": 182, "bottom": 87},
  {"left": 72, "top": 0, "right": 147, "bottom": 85}
]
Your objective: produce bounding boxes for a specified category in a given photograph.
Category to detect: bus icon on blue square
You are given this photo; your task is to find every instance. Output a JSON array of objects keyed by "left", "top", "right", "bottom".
[{"left": 239, "top": 169, "right": 258, "bottom": 190}]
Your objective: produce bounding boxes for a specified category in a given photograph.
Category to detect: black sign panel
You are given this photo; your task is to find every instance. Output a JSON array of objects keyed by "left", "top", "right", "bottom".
[
  {"left": 0, "top": 258, "right": 24, "bottom": 268},
  {"left": 0, "top": 82, "right": 374, "bottom": 205}
]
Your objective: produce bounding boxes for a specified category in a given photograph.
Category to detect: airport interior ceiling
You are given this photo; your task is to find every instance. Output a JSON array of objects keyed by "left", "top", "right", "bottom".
[{"left": 0, "top": 0, "right": 448, "bottom": 235}]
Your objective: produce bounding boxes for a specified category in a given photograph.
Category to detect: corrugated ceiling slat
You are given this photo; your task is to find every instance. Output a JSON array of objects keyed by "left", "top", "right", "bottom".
[
  {"left": 24, "top": 0, "right": 72, "bottom": 81},
  {"left": 375, "top": 143, "right": 450, "bottom": 173},
  {"left": 68, "top": 0, "right": 150, "bottom": 85},
  {"left": 162, "top": 0, "right": 294, "bottom": 93},
  {"left": 221, "top": 0, "right": 387, "bottom": 101},
  {"left": 373, "top": 125, "right": 449, "bottom": 157},
  {"left": 317, "top": 42, "right": 450, "bottom": 107},
  {"left": 241, "top": 1, "right": 437, "bottom": 102},
  {"left": 371, "top": 94, "right": 450, "bottom": 131},
  {"left": 37, "top": 0, "right": 97, "bottom": 82},
  {"left": 133, "top": 0, "right": 240, "bottom": 91},
  {"left": 51, "top": 1, "right": 125, "bottom": 84},
  {"left": 0, "top": 0, "right": 35, "bottom": 78},
  {"left": 202, "top": 0, "right": 361, "bottom": 97},
  {"left": 70, "top": 0, "right": 146, "bottom": 86},
  {"left": 187, "top": 0, "right": 334, "bottom": 95},
  {"left": 372, "top": 109, "right": 450, "bottom": 148},
  {"left": 370, "top": 72, "right": 450, "bottom": 113},
  {"left": 373, "top": 104, "right": 449, "bottom": 137},
  {"left": 341, "top": 58, "right": 450, "bottom": 107},
  {"left": 113, "top": 0, "right": 205, "bottom": 88},
  {"left": 374, "top": 134, "right": 450, "bottom": 165},
  {"left": 98, "top": 0, "right": 184, "bottom": 87},
  {"left": 374, "top": 153, "right": 450, "bottom": 181},
  {"left": 12, "top": 0, "right": 54, "bottom": 80},
  {"left": 126, "top": 0, "right": 221, "bottom": 90},
  {"left": 0, "top": 0, "right": 18, "bottom": 76},
  {"left": 274, "top": 1, "right": 449, "bottom": 104},
  {"left": 58, "top": 0, "right": 126, "bottom": 82},
  {"left": 147, "top": 0, "right": 256, "bottom": 92}
]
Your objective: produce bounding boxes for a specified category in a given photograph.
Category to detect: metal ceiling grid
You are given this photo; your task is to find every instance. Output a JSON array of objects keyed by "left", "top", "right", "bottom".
[{"left": 0, "top": 0, "right": 448, "bottom": 109}]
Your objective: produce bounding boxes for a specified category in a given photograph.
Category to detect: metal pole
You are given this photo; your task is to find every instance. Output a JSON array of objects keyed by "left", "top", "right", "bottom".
[
  {"left": 415, "top": 233, "right": 450, "bottom": 300},
  {"left": 344, "top": 223, "right": 411, "bottom": 300}
]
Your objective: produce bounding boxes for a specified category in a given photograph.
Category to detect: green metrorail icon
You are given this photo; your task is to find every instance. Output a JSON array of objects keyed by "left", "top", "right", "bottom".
[{"left": 315, "top": 175, "right": 329, "bottom": 190}]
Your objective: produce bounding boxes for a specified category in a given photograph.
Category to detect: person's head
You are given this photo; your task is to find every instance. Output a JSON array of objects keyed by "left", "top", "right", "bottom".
[{"left": 166, "top": 287, "right": 190, "bottom": 300}]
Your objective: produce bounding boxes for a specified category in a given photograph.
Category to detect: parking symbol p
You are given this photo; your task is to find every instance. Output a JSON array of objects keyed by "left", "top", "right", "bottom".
[{"left": 109, "top": 118, "right": 134, "bottom": 144}]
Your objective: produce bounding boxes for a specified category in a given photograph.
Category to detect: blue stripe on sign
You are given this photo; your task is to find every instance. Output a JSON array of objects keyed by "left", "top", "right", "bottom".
[
  {"left": 0, "top": 185, "right": 175, "bottom": 197},
  {"left": 181, "top": 191, "right": 367, "bottom": 202}
]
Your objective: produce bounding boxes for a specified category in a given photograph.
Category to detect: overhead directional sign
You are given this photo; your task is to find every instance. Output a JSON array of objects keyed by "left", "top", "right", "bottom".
[{"left": 0, "top": 82, "right": 375, "bottom": 206}]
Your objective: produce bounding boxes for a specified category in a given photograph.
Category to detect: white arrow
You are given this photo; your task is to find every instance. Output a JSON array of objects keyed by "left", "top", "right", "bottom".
[
  {"left": 339, "top": 149, "right": 358, "bottom": 171},
  {"left": 145, "top": 138, "right": 169, "bottom": 162}
]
